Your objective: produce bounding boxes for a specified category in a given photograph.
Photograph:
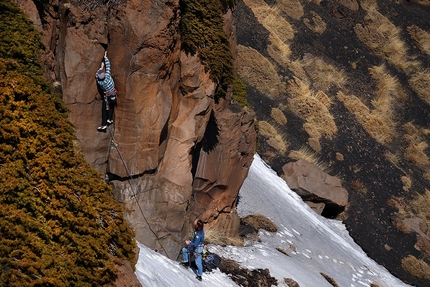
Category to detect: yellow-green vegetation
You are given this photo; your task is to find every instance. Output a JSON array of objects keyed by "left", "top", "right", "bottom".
[
  {"left": 237, "top": 45, "right": 285, "bottom": 98},
  {"left": 0, "top": 1, "right": 135, "bottom": 286},
  {"left": 180, "top": 0, "right": 236, "bottom": 101},
  {"left": 241, "top": 214, "right": 278, "bottom": 232},
  {"left": 258, "top": 121, "right": 288, "bottom": 154},
  {"left": 270, "top": 107, "right": 287, "bottom": 125},
  {"left": 232, "top": 77, "right": 249, "bottom": 107},
  {"left": 407, "top": 25, "right": 430, "bottom": 55},
  {"left": 401, "top": 255, "right": 430, "bottom": 280},
  {"left": 354, "top": 6, "right": 420, "bottom": 73},
  {"left": 286, "top": 77, "right": 337, "bottom": 151},
  {"left": 408, "top": 71, "right": 430, "bottom": 106},
  {"left": 303, "top": 11, "right": 327, "bottom": 34},
  {"left": 403, "top": 122, "right": 430, "bottom": 168}
]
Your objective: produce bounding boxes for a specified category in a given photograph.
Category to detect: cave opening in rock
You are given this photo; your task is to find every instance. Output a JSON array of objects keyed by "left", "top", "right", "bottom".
[{"left": 191, "top": 111, "right": 219, "bottom": 178}]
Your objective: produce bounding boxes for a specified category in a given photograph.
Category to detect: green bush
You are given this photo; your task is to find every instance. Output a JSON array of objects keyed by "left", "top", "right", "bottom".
[
  {"left": 0, "top": 1, "right": 135, "bottom": 286},
  {"left": 180, "top": 0, "right": 235, "bottom": 101},
  {"left": 232, "top": 77, "right": 249, "bottom": 107}
]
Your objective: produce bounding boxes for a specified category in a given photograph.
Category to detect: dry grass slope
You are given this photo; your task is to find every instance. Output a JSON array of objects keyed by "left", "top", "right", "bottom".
[
  {"left": 354, "top": 6, "right": 420, "bottom": 73},
  {"left": 276, "top": 0, "right": 304, "bottom": 20},
  {"left": 287, "top": 77, "right": 337, "bottom": 151},
  {"left": 243, "top": 0, "right": 294, "bottom": 41},
  {"left": 271, "top": 107, "right": 287, "bottom": 125},
  {"left": 288, "top": 145, "right": 330, "bottom": 173},
  {"left": 408, "top": 71, "right": 430, "bottom": 106},
  {"left": 301, "top": 54, "right": 347, "bottom": 91},
  {"left": 237, "top": 45, "right": 285, "bottom": 98},
  {"left": 401, "top": 255, "right": 430, "bottom": 280},
  {"left": 403, "top": 122, "right": 430, "bottom": 169},
  {"left": 258, "top": 120, "right": 288, "bottom": 154},
  {"left": 303, "top": 11, "right": 326, "bottom": 34},
  {"left": 407, "top": 25, "right": 430, "bottom": 55}
]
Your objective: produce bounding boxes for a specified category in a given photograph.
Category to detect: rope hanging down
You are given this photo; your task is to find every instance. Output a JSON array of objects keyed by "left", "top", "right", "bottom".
[{"left": 107, "top": 127, "right": 171, "bottom": 254}]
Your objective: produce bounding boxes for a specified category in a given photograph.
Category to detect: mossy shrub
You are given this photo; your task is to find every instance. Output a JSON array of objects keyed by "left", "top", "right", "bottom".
[
  {"left": 180, "top": 0, "right": 235, "bottom": 101},
  {"left": 0, "top": 1, "right": 135, "bottom": 286}
]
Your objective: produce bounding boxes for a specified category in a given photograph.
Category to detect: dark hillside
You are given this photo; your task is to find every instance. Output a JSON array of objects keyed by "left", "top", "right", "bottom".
[
  {"left": 234, "top": 0, "right": 430, "bottom": 286},
  {"left": 0, "top": 0, "right": 135, "bottom": 285}
]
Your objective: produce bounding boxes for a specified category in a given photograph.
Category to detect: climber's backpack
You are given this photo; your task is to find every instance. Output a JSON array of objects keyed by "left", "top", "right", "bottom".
[{"left": 203, "top": 252, "right": 221, "bottom": 272}]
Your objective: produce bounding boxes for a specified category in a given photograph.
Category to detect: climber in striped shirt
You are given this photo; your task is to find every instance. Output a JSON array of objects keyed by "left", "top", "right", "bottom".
[{"left": 96, "top": 51, "right": 117, "bottom": 132}]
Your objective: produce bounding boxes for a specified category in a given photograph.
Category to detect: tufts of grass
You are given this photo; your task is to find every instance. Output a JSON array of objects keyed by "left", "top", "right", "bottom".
[
  {"left": 303, "top": 11, "right": 327, "bottom": 34},
  {"left": 354, "top": 8, "right": 420, "bottom": 73},
  {"left": 337, "top": 91, "right": 395, "bottom": 144},
  {"left": 401, "top": 255, "right": 430, "bottom": 280},
  {"left": 204, "top": 225, "right": 244, "bottom": 246},
  {"left": 410, "top": 189, "right": 430, "bottom": 228},
  {"left": 241, "top": 214, "right": 278, "bottom": 232},
  {"left": 244, "top": 0, "right": 294, "bottom": 41},
  {"left": 287, "top": 77, "right": 338, "bottom": 150},
  {"left": 403, "top": 122, "right": 430, "bottom": 168},
  {"left": 408, "top": 71, "right": 430, "bottom": 106},
  {"left": 237, "top": 45, "right": 285, "bottom": 98},
  {"left": 401, "top": 176, "right": 412, "bottom": 192},
  {"left": 288, "top": 145, "right": 330, "bottom": 172},
  {"left": 258, "top": 120, "right": 288, "bottom": 154},
  {"left": 276, "top": 0, "right": 304, "bottom": 20},
  {"left": 407, "top": 25, "right": 430, "bottom": 55},
  {"left": 337, "top": 0, "right": 359, "bottom": 10},
  {"left": 301, "top": 54, "right": 347, "bottom": 91},
  {"left": 315, "top": 90, "right": 332, "bottom": 108},
  {"left": 271, "top": 107, "right": 287, "bottom": 125},
  {"left": 350, "top": 179, "right": 368, "bottom": 194},
  {"left": 267, "top": 34, "right": 292, "bottom": 67}
]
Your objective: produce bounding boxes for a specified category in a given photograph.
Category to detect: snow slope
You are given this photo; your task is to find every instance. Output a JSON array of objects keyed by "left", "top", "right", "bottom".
[{"left": 135, "top": 154, "right": 412, "bottom": 287}]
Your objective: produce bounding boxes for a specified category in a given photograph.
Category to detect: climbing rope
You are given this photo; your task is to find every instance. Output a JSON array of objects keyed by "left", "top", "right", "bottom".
[{"left": 107, "top": 127, "right": 171, "bottom": 255}]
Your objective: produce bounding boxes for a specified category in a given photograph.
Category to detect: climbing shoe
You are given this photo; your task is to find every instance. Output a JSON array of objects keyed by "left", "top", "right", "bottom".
[
  {"left": 196, "top": 276, "right": 202, "bottom": 281},
  {"left": 97, "top": 125, "right": 107, "bottom": 132},
  {"left": 107, "top": 119, "right": 114, "bottom": 125},
  {"left": 179, "top": 262, "right": 189, "bottom": 268}
]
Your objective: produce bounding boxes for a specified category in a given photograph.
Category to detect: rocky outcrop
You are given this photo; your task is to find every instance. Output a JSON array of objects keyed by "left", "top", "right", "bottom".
[
  {"left": 17, "top": 0, "right": 256, "bottom": 261},
  {"left": 282, "top": 160, "right": 348, "bottom": 218}
]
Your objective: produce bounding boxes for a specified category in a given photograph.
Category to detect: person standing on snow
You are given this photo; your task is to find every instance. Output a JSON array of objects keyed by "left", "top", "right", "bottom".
[
  {"left": 96, "top": 51, "right": 117, "bottom": 132},
  {"left": 180, "top": 219, "right": 205, "bottom": 281}
]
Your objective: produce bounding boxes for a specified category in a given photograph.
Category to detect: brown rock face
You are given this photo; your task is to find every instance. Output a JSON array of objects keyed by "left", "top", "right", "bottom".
[
  {"left": 18, "top": 0, "right": 256, "bottom": 260},
  {"left": 282, "top": 160, "right": 348, "bottom": 217}
]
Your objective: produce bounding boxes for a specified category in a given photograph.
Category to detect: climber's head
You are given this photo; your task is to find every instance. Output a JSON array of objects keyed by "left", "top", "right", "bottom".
[{"left": 97, "top": 69, "right": 105, "bottom": 80}]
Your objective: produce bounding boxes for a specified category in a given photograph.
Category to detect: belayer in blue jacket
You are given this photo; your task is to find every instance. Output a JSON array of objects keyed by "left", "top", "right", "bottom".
[
  {"left": 96, "top": 51, "right": 117, "bottom": 132},
  {"left": 180, "top": 219, "right": 205, "bottom": 281}
]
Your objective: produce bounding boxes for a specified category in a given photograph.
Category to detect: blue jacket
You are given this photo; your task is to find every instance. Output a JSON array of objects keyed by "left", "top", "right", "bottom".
[
  {"left": 96, "top": 56, "right": 115, "bottom": 93},
  {"left": 189, "top": 230, "right": 204, "bottom": 251}
]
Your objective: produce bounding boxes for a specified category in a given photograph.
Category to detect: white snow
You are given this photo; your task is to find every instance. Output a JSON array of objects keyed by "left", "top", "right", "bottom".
[{"left": 135, "top": 154, "right": 412, "bottom": 287}]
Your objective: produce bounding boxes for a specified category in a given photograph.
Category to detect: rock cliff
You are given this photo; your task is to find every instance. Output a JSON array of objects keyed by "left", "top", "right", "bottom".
[{"left": 18, "top": 0, "right": 256, "bottom": 260}]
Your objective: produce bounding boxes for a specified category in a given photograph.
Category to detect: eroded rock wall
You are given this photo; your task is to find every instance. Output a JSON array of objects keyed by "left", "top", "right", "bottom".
[{"left": 18, "top": 0, "right": 256, "bottom": 259}]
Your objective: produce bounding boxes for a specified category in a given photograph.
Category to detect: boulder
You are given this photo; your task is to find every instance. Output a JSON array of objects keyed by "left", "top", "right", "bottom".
[{"left": 282, "top": 160, "right": 348, "bottom": 215}]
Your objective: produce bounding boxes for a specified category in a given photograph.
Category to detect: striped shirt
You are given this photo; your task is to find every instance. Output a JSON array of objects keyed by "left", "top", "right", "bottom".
[{"left": 96, "top": 56, "right": 115, "bottom": 93}]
